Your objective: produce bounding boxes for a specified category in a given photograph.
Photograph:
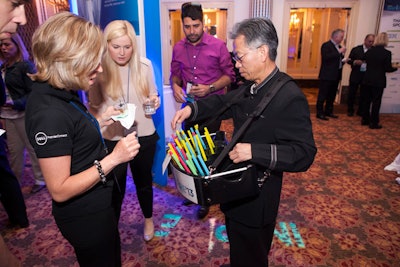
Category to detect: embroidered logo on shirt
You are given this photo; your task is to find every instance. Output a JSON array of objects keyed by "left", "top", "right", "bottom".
[{"left": 35, "top": 132, "right": 68, "bottom": 146}]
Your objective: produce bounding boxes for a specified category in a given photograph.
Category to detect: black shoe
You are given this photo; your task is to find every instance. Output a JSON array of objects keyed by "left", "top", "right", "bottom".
[
  {"left": 197, "top": 206, "right": 209, "bottom": 219},
  {"left": 182, "top": 199, "right": 195, "bottom": 206},
  {"left": 30, "top": 184, "right": 45, "bottom": 194},
  {"left": 325, "top": 113, "right": 339, "bottom": 119},
  {"left": 316, "top": 114, "right": 329, "bottom": 120},
  {"left": 369, "top": 124, "right": 382, "bottom": 129},
  {"left": 361, "top": 120, "right": 369, "bottom": 126},
  {"left": 7, "top": 220, "right": 29, "bottom": 229},
  {"left": 347, "top": 112, "right": 354, "bottom": 117}
]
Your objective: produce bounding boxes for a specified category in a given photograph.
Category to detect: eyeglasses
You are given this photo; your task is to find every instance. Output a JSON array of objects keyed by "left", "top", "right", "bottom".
[
  {"left": 232, "top": 52, "right": 249, "bottom": 63},
  {"left": 232, "top": 45, "right": 264, "bottom": 63}
]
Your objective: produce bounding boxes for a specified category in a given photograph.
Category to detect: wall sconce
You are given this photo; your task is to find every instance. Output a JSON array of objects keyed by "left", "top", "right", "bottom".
[
  {"left": 47, "top": 0, "right": 70, "bottom": 11},
  {"left": 290, "top": 13, "right": 300, "bottom": 30}
]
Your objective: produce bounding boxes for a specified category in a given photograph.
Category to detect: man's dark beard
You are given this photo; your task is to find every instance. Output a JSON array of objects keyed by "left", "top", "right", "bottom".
[{"left": 187, "top": 32, "right": 203, "bottom": 44}]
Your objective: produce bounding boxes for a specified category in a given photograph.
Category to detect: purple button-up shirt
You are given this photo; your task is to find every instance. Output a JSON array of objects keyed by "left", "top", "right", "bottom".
[{"left": 170, "top": 32, "right": 235, "bottom": 98}]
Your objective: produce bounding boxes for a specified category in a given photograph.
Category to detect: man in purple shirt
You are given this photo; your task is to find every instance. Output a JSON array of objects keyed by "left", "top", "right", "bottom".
[{"left": 170, "top": 2, "right": 234, "bottom": 219}]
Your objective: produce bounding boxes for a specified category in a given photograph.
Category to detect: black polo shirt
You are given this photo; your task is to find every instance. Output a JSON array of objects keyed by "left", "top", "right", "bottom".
[{"left": 25, "top": 82, "right": 112, "bottom": 220}]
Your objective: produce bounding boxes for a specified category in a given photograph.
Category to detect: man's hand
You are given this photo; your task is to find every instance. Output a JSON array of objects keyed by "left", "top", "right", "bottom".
[
  {"left": 172, "top": 84, "right": 186, "bottom": 103},
  {"left": 190, "top": 84, "right": 211, "bottom": 97},
  {"left": 171, "top": 106, "right": 192, "bottom": 131},
  {"left": 229, "top": 143, "right": 252, "bottom": 163}
]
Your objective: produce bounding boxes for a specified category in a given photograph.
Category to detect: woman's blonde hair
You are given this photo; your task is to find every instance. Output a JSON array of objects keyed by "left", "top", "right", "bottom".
[
  {"left": 30, "top": 12, "right": 105, "bottom": 91},
  {"left": 0, "top": 33, "right": 30, "bottom": 63},
  {"left": 374, "top": 32, "right": 389, "bottom": 47},
  {"left": 100, "top": 20, "right": 149, "bottom": 100}
]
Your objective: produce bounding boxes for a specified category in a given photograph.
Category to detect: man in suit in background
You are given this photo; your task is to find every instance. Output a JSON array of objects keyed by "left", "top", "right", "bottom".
[
  {"left": 346, "top": 34, "right": 375, "bottom": 117},
  {"left": 316, "top": 29, "right": 347, "bottom": 120}
]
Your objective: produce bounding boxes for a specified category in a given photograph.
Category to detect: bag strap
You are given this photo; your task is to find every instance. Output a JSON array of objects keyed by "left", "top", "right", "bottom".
[{"left": 209, "top": 72, "right": 292, "bottom": 173}]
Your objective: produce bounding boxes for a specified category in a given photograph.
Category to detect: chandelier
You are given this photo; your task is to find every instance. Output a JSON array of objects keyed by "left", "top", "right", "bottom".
[{"left": 47, "top": 0, "right": 70, "bottom": 11}]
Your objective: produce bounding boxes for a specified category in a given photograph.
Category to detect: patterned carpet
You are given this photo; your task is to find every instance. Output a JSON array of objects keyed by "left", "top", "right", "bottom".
[{"left": 1, "top": 105, "right": 400, "bottom": 266}]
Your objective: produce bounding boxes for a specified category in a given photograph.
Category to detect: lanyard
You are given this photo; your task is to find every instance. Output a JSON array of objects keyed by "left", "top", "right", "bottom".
[{"left": 69, "top": 101, "right": 108, "bottom": 153}]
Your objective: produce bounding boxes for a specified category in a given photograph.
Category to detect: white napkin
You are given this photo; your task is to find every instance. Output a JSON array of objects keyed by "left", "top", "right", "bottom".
[{"left": 111, "top": 103, "right": 136, "bottom": 129}]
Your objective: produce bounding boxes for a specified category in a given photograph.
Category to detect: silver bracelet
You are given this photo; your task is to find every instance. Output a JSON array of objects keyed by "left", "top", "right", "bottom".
[{"left": 93, "top": 160, "right": 107, "bottom": 184}]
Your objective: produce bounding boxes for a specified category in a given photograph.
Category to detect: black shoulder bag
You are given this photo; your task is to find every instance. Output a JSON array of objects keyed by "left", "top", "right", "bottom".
[{"left": 200, "top": 72, "right": 293, "bottom": 205}]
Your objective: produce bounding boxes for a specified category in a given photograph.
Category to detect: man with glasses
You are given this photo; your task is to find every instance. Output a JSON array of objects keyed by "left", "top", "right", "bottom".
[
  {"left": 172, "top": 17, "right": 316, "bottom": 266},
  {"left": 170, "top": 1, "right": 234, "bottom": 219}
]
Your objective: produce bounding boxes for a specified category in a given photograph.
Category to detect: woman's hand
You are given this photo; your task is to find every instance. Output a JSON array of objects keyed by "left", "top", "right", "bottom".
[
  {"left": 149, "top": 94, "right": 160, "bottom": 110},
  {"left": 97, "top": 106, "right": 121, "bottom": 127},
  {"left": 110, "top": 131, "right": 140, "bottom": 165}
]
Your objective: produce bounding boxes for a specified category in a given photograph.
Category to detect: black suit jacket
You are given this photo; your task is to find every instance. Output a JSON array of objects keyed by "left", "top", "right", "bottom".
[
  {"left": 363, "top": 46, "right": 397, "bottom": 88},
  {"left": 318, "top": 40, "right": 344, "bottom": 81},
  {"left": 347, "top": 45, "right": 367, "bottom": 84}
]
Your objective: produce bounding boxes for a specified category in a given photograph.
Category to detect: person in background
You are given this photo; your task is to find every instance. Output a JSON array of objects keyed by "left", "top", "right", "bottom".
[
  {"left": 384, "top": 152, "right": 400, "bottom": 185},
  {"left": 346, "top": 34, "right": 375, "bottom": 117},
  {"left": 385, "top": 152, "right": 400, "bottom": 173},
  {"left": 0, "top": 77, "right": 29, "bottom": 229},
  {"left": 89, "top": 20, "right": 160, "bottom": 242},
  {"left": 0, "top": 32, "right": 45, "bottom": 193},
  {"left": 169, "top": 2, "right": 235, "bottom": 219},
  {"left": 0, "top": 0, "right": 30, "bottom": 266},
  {"left": 0, "top": 0, "right": 27, "bottom": 36},
  {"left": 316, "top": 28, "right": 346, "bottom": 120},
  {"left": 25, "top": 12, "right": 140, "bottom": 266},
  {"left": 172, "top": 17, "right": 316, "bottom": 266},
  {"left": 360, "top": 32, "right": 398, "bottom": 129}
]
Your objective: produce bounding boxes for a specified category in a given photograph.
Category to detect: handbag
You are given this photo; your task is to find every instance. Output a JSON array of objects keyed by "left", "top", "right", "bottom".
[{"left": 171, "top": 72, "right": 293, "bottom": 205}]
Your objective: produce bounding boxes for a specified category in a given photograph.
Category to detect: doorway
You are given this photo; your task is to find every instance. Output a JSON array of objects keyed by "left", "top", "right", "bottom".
[
  {"left": 286, "top": 8, "right": 351, "bottom": 80},
  {"left": 169, "top": 8, "right": 228, "bottom": 47},
  {"left": 160, "top": 1, "right": 234, "bottom": 85}
]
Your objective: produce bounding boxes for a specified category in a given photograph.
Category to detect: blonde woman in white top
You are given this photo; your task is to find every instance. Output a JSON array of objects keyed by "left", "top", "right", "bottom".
[{"left": 90, "top": 20, "right": 160, "bottom": 242}]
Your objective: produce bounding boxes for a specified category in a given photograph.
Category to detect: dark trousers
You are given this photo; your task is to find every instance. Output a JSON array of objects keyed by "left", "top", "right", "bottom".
[
  {"left": 316, "top": 80, "right": 340, "bottom": 116},
  {"left": 0, "top": 136, "right": 29, "bottom": 226},
  {"left": 347, "top": 82, "right": 364, "bottom": 114},
  {"left": 56, "top": 207, "right": 121, "bottom": 267},
  {"left": 360, "top": 85, "right": 384, "bottom": 126},
  {"left": 106, "top": 132, "right": 158, "bottom": 221},
  {"left": 105, "top": 139, "right": 128, "bottom": 220},
  {"left": 226, "top": 217, "right": 276, "bottom": 267},
  {"left": 129, "top": 133, "right": 158, "bottom": 218}
]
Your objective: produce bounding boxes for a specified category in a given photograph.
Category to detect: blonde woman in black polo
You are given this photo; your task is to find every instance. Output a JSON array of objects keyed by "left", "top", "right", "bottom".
[{"left": 25, "top": 12, "right": 140, "bottom": 267}]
